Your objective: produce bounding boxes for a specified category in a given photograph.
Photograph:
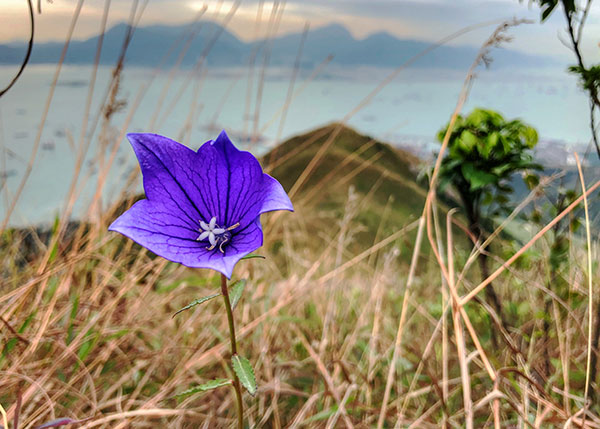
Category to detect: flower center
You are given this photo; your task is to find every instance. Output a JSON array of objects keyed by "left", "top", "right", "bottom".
[{"left": 196, "top": 216, "right": 240, "bottom": 253}]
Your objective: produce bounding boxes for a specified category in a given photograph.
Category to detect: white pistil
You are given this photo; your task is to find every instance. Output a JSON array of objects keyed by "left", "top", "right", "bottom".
[{"left": 196, "top": 216, "right": 240, "bottom": 253}]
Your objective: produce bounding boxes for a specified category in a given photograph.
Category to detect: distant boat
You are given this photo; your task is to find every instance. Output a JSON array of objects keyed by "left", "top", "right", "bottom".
[
  {"left": 0, "top": 169, "right": 17, "bottom": 179},
  {"left": 362, "top": 114, "right": 376, "bottom": 123},
  {"left": 42, "top": 141, "right": 55, "bottom": 151},
  {"left": 5, "top": 148, "right": 18, "bottom": 159},
  {"left": 56, "top": 80, "right": 88, "bottom": 88}
]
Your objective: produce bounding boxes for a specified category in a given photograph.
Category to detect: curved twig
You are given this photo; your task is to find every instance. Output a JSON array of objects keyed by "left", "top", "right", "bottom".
[{"left": 0, "top": 0, "right": 34, "bottom": 98}]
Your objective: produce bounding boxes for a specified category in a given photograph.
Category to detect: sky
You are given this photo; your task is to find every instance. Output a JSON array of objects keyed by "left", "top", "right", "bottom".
[{"left": 1, "top": 0, "right": 599, "bottom": 61}]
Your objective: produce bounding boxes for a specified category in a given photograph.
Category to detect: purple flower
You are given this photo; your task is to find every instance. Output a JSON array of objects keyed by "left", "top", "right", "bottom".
[{"left": 109, "top": 131, "right": 293, "bottom": 278}]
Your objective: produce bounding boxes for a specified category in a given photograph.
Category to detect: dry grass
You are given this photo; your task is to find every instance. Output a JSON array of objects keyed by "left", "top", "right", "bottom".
[
  {"left": 1, "top": 5, "right": 600, "bottom": 429},
  {"left": 3, "top": 167, "right": 600, "bottom": 427}
]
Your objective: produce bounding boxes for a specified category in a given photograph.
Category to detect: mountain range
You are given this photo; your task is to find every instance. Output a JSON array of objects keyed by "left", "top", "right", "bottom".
[{"left": 0, "top": 21, "right": 557, "bottom": 70}]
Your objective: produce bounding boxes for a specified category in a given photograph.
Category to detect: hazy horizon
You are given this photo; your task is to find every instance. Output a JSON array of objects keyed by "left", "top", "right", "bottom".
[{"left": 2, "top": 0, "right": 600, "bottom": 62}]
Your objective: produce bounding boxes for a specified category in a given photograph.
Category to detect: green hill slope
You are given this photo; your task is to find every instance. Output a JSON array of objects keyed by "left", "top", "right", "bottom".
[{"left": 264, "top": 123, "right": 428, "bottom": 241}]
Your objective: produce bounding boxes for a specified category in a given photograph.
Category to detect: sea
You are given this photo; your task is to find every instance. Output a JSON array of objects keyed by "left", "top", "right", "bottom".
[{"left": 0, "top": 63, "right": 591, "bottom": 226}]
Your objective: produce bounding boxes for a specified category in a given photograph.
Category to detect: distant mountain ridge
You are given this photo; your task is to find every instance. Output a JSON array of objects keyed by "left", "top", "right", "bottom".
[{"left": 0, "top": 21, "right": 557, "bottom": 69}]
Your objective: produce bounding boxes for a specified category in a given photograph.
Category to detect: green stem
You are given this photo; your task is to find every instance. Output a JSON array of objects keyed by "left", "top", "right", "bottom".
[{"left": 221, "top": 274, "right": 244, "bottom": 429}]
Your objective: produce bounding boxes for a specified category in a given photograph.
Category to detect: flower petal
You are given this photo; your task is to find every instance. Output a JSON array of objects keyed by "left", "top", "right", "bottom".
[
  {"left": 110, "top": 200, "right": 199, "bottom": 240},
  {"left": 109, "top": 199, "right": 208, "bottom": 265},
  {"left": 220, "top": 217, "right": 264, "bottom": 277},
  {"left": 109, "top": 200, "right": 259, "bottom": 277},
  {"left": 200, "top": 130, "right": 293, "bottom": 228},
  {"left": 260, "top": 174, "right": 294, "bottom": 214},
  {"left": 196, "top": 130, "right": 264, "bottom": 228},
  {"left": 127, "top": 133, "right": 213, "bottom": 227}
]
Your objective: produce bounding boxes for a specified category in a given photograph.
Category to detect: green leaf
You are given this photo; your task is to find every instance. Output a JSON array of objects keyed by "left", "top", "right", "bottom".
[
  {"left": 232, "top": 354, "right": 257, "bottom": 396},
  {"left": 2, "top": 312, "right": 34, "bottom": 357},
  {"left": 491, "top": 163, "right": 512, "bottom": 176},
  {"left": 48, "top": 215, "right": 61, "bottom": 264},
  {"left": 477, "top": 138, "right": 492, "bottom": 159},
  {"left": 230, "top": 279, "right": 247, "bottom": 310},
  {"left": 461, "top": 163, "right": 497, "bottom": 190},
  {"left": 77, "top": 331, "right": 98, "bottom": 362},
  {"left": 523, "top": 173, "right": 539, "bottom": 190},
  {"left": 523, "top": 127, "right": 538, "bottom": 147},
  {"left": 172, "top": 293, "right": 220, "bottom": 318},
  {"left": 466, "top": 108, "right": 486, "bottom": 127},
  {"left": 302, "top": 406, "right": 338, "bottom": 424},
  {"left": 487, "top": 131, "right": 499, "bottom": 147},
  {"left": 499, "top": 134, "right": 511, "bottom": 154},
  {"left": 241, "top": 254, "right": 265, "bottom": 260},
  {"left": 175, "top": 378, "right": 232, "bottom": 398},
  {"left": 458, "top": 130, "right": 477, "bottom": 152}
]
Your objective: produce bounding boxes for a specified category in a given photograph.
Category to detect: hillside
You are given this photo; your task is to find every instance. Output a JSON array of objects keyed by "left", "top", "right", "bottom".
[{"left": 264, "top": 123, "right": 429, "bottom": 247}]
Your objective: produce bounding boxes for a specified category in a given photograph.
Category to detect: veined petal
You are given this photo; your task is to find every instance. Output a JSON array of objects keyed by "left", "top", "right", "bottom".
[
  {"left": 127, "top": 133, "right": 213, "bottom": 227},
  {"left": 200, "top": 130, "right": 293, "bottom": 229},
  {"left": 220, "top": 217, "right": 263, "bottom": 278},
  {"left": 109, "top": 200, "right": 207, "bottom": 264},
  {"left": 260, "top": 174, "right": 294, "bottom": 214},
  {"left": 109, "top": 200, "right": 256, "bottom": 277},
  {"left": 196, "top": 130, "right": 265, "bottom": 228}
]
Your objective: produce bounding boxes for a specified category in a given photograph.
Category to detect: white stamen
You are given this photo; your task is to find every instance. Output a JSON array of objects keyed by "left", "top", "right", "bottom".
[{"left": 196, "top": 216, "right": 240, "bottom": 251}]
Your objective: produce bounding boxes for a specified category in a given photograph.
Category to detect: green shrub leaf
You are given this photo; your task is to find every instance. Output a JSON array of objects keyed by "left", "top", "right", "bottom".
[
  {"left": 230, "top": 279, "right": 247, "bottom": 310},
  {"left": 172, "top": 293, "right": 220, "bottom": 318},
  {"left": 175, "top": 378, "right": 232, "bottom": 398},
  {"left": 232, "top": 354, "right": 257, "bottom": 396},
  {"left": 241, "top": 254, "right": 265, "bottom": 260},
  {"left": 461, "top": 163, "right": 497, "bottom": 190}
]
